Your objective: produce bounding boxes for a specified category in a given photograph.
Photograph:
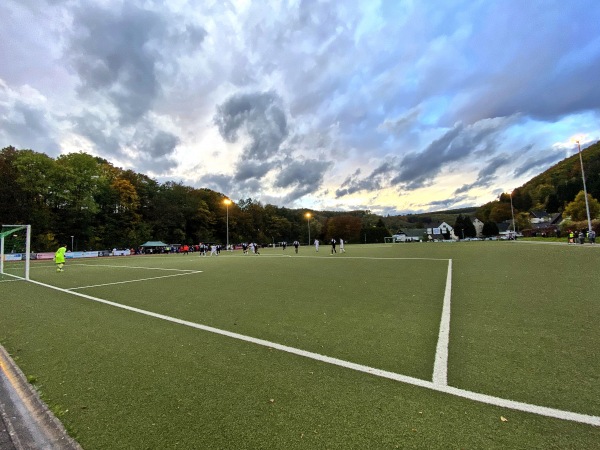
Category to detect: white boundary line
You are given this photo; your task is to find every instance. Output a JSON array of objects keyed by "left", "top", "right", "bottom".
[
  {"left": 23, "top": 277, "right": 600, "bottom": 427},
  {"left": 229, "top": 255, "right": 450, "bottom": 261},
  {"left": 432, "top": 259, "right": 452, "bottom": 386}
]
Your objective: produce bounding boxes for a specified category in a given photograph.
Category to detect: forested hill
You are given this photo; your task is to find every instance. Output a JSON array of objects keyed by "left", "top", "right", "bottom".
[
  {"left": 476, "top": 140, "right": 600, "bottom": 222},
  {"left": 3, "top": 142, "right": 598, "bottom": 251},
  {"left": 0, "top": 146, "right": 389, "bottom": 250}
]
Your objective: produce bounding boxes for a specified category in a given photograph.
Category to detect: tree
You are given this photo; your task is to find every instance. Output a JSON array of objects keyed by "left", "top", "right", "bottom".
[
  {"left": 545, "top": 193, "right": 560, "bottom": 213},
  {"left": 531, "top": 184, "right": 554, "bottom": 210},
  {"left": 326, "top": 215, "right": 362, "bottom": 242},
  {"left": 489, "top": 203, "right": 513, "bottom": 223},
  {"left": 0, "top": 147, "right": 24, "bottom": 224},
  {"left": 10, "top": 150, "right": 60, "bottom": 246},
  {"left": 453, "top": 214, "right": 476, "bottom": 239},
  {"left": 358, "top": 218, "right": 390, "bottom": 244},
  {"left": 482, "top": 221, "right": 499, "bottom": 237},
  {"left": 564, "top": 191, "right": 600, "bottom": 222},
  {"left": 511, "top": 189, "right": 532, "bottom": 211},
  {"left": 515, "top": 212, "right": 531, "bottom": 232},
  {"left": 54, "top": 153, "right": 104, "bottom": 246}
]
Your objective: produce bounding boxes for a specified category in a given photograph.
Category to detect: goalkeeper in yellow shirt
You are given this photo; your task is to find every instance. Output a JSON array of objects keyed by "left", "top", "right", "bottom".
[{"left": 54, "top": 244, "right": 67, "bottom": 272}]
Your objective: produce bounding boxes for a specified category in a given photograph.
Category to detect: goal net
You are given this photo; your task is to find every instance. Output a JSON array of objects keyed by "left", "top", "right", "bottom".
[{"left": 0, "top": 225, "right": 31, "bottom": 281}]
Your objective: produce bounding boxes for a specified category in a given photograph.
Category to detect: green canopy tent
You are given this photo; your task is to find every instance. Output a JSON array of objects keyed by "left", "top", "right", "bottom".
[
  {"left": 140, "top": 241, "right": 168, "bottom": 247},
  {"left": 139, "top": 241, "right": 168, "bottom": 254}
]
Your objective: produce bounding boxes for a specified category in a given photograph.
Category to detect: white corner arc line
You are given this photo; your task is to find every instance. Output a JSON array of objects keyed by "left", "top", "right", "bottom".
[
  {"left": 432, "top": 259, "right": 452, "bottom": 386},
  {"left": 25, "top": 278, "right": 600, "bottom": 427}
]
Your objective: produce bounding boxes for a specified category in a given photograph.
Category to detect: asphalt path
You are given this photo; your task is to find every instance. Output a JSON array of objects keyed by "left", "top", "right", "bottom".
[{"left": 0, "top": 345, "right": 81, "bottom": 450}]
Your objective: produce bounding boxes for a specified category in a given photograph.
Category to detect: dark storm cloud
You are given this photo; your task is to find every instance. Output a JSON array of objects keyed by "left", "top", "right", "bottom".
[
  {"left": 423, "top": 196, "right": 469, "bottom": 210},
  {"left": 392, "top": 124, "right": 466, "bottom": 189},
  {"left": 513, "top": 151, "right": 563, "bottom": 178},
  {"left": 439, "top": 3, "right": 600, "bottom": 125},
  {"left": 198, "top": 172, "right": 263, "bottom": 201},
  {"left": 68, "top": 3, "right": 206, "bottom": 125},
  {"left": 62, "top": 2, "right": 205, "bottom": 170},
  {"left": 393, "top": 118, "right": 511, "bottom": 190},
  {"left": 335, "top": 161, "right": 397, "bottom": 197},
  {"left": 74, "top": 112, "right": 179, "bottom": 171},
  {"left": 149, "top": 131, "right": 179, "bottom": 158},
  {"left": 68, "top": 4, "right": 164, "bottom": 124},
  {"left": 275, "top": 158, "right": 329, "bottom": 189},
  {"left": 214, "top": 91, "right": 288, "bottom": 161},
  {"left": 270, "top": 158, "right": 330, "bottom": 202},
  {"left": 131, "top": 127, "right": 180, "bottom": 170},
  {"left": 197, "top": 173, "right": 233, "bottom": 196},
  {"left": 234, "top": 161, "right": 274, "bottom": 181},
  {"left": 478, "top": 154, "right": 512, "bottom": 178}
]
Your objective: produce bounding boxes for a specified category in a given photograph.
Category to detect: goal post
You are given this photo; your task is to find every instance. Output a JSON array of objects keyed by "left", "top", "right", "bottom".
[{"left": 1, "top": 225, "right": 31, "bottom": 281}]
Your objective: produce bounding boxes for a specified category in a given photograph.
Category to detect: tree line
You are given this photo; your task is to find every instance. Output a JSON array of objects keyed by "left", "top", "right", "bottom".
[{"left": 0, "top": 147, "right": 390, "bottom": 251}]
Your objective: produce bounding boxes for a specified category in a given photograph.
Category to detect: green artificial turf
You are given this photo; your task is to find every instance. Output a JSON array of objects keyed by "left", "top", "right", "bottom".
[{"left": 1, "top": 242, "right": 599, "bottom": 449}]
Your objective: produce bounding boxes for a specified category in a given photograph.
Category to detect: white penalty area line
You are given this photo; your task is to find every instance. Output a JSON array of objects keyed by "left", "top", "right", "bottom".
[
  {"left": 25, "top": 278, "right": 600, "bottom": 427},
  {"left": 72, "top": 263, "right": 198, "bottom": 272},
  {"left": 0, "top": 278, "right": 24, "bottom": 283},
  {"left": 67, "top": 270, "right": 204, "bottom": 291},
  {"left": 432, "top": 259, "right": 452, "bottom": 386}
]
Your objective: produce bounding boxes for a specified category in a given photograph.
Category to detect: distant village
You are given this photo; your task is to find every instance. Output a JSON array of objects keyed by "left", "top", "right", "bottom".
[{"left": 389, "top": 210, "right": 562, "bottom": 242}]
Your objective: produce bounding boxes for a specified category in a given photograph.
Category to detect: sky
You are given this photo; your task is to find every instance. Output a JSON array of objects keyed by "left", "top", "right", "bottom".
[{"left": 1, "top": 0, "right": 599, "bottom": 215}]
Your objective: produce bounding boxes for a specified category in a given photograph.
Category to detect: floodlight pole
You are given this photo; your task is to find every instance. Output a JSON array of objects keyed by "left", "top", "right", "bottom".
[
  {"left": 71, "top": 235, "right": 74, "bottom": 251},
  {"left": 576, "top": 141, "right": 593, "bottom": 232},
  {"left": 305, "top": 212, "right": 311, "bottom": 245},
  {"left": 224, "top": 199, "right": 232, "bottom": 251},
  {"left": 509, "top": 191, "right": 516, "bottom": 235},
  {"left": 0, "top": 234, "right": 4, "bottom": 275},
  {"left": 25, "top": 225, "right": 31, "bottom": 280}
]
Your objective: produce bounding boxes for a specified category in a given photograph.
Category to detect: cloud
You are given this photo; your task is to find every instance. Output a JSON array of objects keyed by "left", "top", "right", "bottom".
[
  {"left": 68, "top": 4, "right": 164, "bottom": 124},
  {"left": 74, "top": 112, "right": 179, "bottom": 172},
  {"left": 130, "top": 127, "right": 180, "bottom": 172},
  {"left": 333, "top": 116, "right": 516, "bottom": 199},
  {"left": 453, "top": 153, "right": 512, "bottom": 194},
  {"left": 378, "top": 107, "right": 421, "bottom": 135},
  {"left": 234, "top": 161, "right": 274, "bottom": 182},
  {"left": 60, "top": 2, "right": 204, "bottom": 169},
  {"left": 438, "top": 3, "right": 600, "bottom": 125},
  {"left": 393, "top": 117, "right": 513, "bottom": 189},
  {"left": 2, "top": 0, "right": 600, "bottom": 215},
  {"left": 73, "top": 112, "right": 121, "bottom": 156},
  {"left": 335, "top": 160, "right": 397, "bottom": 197},
  {"left": 67, "top": 3, "right": 206, "bottom": 123},
  {"left": 0, "top": 82, "right": 60, "bottom": 154},
  {"left": 275, "top": 158, "right": 329, "bottom": 188},
  {"left": 198, "top": 172, "right": 265, "bottom": 202},
  {"left": 214, "top": 91, "right": 288, "bottom": 161},
  {"left": 513, "top": 151, "right": 563, "bottom": 178},
  {"left": 422, "top": 195, "right": 470, "bottom": 210},
  {"left": 0, "top": 101, "right": 59, "bottom": 153}
]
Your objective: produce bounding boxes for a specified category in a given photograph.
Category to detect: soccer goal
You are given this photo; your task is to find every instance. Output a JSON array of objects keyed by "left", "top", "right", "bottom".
[{"left": 0, "top": 225, "right": 31, "bottom": 281}]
